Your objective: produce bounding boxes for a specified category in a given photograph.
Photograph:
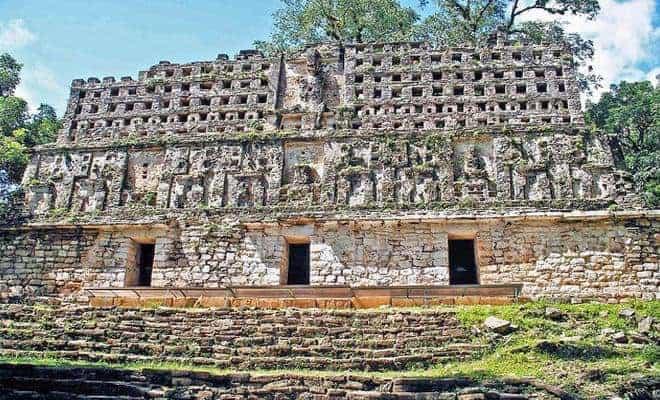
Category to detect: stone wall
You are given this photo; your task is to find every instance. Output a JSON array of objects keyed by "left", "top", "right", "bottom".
[
  {"left": 167, "top": 220, "right": 449, "bottom": 287},
  {"left": 0, "top": 305, "right": 474, "bottom": 371},
  {"left": 0, "top": 228, "right": 97, "bottom": 299},
  {"left": 0, "top": 215, "right": 657, "bottom": 301},
  {"left": 479, "top": 218, "right": 659, "bottom": 300},
  {"left": 57, "top": 39, "right": 582, "bottom": 146}
]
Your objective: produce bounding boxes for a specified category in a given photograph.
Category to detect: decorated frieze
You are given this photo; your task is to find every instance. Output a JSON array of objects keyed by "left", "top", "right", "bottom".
[{"left": 22, "top": 132, "right": 630, "bottom": 215}]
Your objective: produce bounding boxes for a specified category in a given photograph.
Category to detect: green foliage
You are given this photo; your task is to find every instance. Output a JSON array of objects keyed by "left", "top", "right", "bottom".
[
  {"left": 0, "top": 96, "right": 28, "bottom": 136},
  {"left": 586, "top": 81, "right": 660, "bottom": 207},
  {"left": 145, "top": 77, "right": 165, "bottom": 89},
  {"left": 24, "top": 104, "right": 60, "bottom": 147},
  {"left": 0, "top": 55, "right": 60, "bottom": 184},
  {"left": 418, "top": 0, "right": 599, "bottom": 43},
  {"left": 415, "top": 0, "right": 507, "bottom": 46},
  {"left": 0, "top": 53, "right": 22, "bottom": 96},
  {"left": 143, "top": 191, "right": 157, "bottom": 206},
  {"left": 255, "top": 0, "right": 419, "bottom": 53},
  {"left": 261, "top": 0, "right": 602, "bottom": 91},
  {"left": 0, "top": 131, "right": 29, "bottom": 181}
]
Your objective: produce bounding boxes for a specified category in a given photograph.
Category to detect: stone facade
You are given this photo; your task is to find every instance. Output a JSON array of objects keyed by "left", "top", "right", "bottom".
[
  {"left": 1, "top": 37, "right": 657, "bottom": 302},
  {"left": 1, "top": 214, "right": 657, "bottom": 301}
]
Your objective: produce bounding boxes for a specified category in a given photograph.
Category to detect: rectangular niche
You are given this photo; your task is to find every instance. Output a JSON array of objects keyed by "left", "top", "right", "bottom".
[
  {"left": 448, "top": 239, "right": 479, "bottom": 285},
  {"left": 282, "top": 237, "right": 310, "bottom": 285},
  {"left": 125, "top": 239, "right": 156, "bottom": 287}
]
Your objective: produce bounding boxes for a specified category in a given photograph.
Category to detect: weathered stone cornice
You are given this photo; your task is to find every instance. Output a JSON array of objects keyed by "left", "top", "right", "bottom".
[
  {"left": 30, "top": 124, "right": 591, "bottom": 154},
  {"left": 3, "top": 208, "right": 656, "bottom": 231}
]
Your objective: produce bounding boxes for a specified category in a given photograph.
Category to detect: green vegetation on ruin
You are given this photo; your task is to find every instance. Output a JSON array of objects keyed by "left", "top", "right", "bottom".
[{"left": 1, "top": 300, "right": 657, "bottom": 399}]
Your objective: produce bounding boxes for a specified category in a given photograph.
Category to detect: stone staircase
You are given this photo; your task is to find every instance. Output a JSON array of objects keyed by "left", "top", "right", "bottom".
[
  {"left": 0, "top": 304, "right": 480, "bottom": 371},
  {"left": 0, "top": 363, "right": 568, "bottom": 399}
]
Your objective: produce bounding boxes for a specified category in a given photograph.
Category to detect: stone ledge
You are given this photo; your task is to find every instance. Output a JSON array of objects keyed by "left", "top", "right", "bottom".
[
  {"left": 3, "top": 208, "right": 657, "bottom": 231},
  {"left": 34, "top": 125, "right": 589, "bottom": 153},
  {"left": 85, "top": 284, "right": 523, "bottom": 308}
]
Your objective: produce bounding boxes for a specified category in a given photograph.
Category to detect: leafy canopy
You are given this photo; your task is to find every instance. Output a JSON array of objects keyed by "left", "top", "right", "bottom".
[
  {"left": 417, "top": 0, "right": 601, "bottom": 91},
  {"left": 586, "top": 81, "right": 660, "bottom": 207},
  {"left": 259, "top": 0, "right": 602, "bottom": 91},
  {"left": 0, "top": 53, "right": 60, "bottom": 182},
  {"left": 417, "top": 0, "right": 599, "bottom": 43},
  {"left": 0, "top": 53, "right": 22, "bottom": 96},
  {"left": 255, "top": 0, "right": 419, "bottom": 53}
]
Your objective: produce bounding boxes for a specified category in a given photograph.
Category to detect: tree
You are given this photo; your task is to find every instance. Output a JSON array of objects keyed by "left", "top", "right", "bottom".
[
  {"left": 417, "top": 0, "right": 601, "bottom": 91},
  {"left": 418, "top": 0, "right": 599, "bottom": 42},
  {"left": 415, "top": 1, "right": 507, "bottom": 45},
  {"left": 0, "top": 96, "right": 28, "bottom": 136},
  {"left": 0, "top": 103, "right": 60, "bottom": 181},
  {"left": 0, "top": 132, "right": 29, "bottom": 181},
  {"left": 0, "top": 53, "right": 22, "bottom": 96},
  {"left": 0, "top": 54, "right": 60, "bottom": 183},
  {"left": 255, "top": 0, "right": 419, "bottom": 53},
  {"left": 586, "top": 81, "right": 660, "bottom": 207},
  {"left": 25, "top": 104, "right": 60, "bottom": 147}
]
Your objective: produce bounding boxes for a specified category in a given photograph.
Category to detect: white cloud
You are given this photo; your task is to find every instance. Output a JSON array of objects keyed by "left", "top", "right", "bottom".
[
  {"left": 520, "top": 0, "right": 658, "bottom": 99},
  {"left": 0, "top": 19, "right": 36, "bottom": 50},
  {"left": 15, "top": 65, "right": 65, "bottom": 113},
  {"left": 0, "top": 18, "right": 64, "bottom": 114},
  {"left": 646, "top": 67, "right": 660, "bottom": 86}
]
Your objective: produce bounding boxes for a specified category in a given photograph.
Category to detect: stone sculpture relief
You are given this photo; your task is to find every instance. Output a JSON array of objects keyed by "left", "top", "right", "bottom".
[{"left": 22, "top": 134, "right": 627, "bottom": 215}]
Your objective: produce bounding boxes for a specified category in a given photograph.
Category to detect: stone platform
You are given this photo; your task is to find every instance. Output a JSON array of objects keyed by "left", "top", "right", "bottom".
[
  {"left": 0, "top": 363, "right": 574, "bottom": 399},
  {"left": 85, "top": 284, "right": 523, "bottom": 308},
  {"left": 0, "top": 304, "right": 481, "bottom": 371}
]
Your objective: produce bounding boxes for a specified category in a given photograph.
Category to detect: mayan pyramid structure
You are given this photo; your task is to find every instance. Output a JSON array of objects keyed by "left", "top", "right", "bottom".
[{"left": 1, "top": 33, "right": 657, "bottom": 304}]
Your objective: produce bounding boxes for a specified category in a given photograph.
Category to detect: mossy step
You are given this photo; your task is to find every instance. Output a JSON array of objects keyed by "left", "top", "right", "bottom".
[
  {"left": 0, "top": 349, "right": 471, "bottom": 371},
  {"left": 1, "top": 338, "right": 479, "bottom": 357},
  {"left": 0, "top": 377, "right": 152, "bottom": 397}
]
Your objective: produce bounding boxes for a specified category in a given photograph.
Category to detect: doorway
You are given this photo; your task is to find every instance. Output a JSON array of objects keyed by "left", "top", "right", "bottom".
[
  {"left": 449, "top": 239, "right": 478, "bottom": 285},
  {"left": 135, "top": 243, "right": 155, "bottom": 287},
  {"left": 287, "top": 243, "right": 310, "bottom": 285}
]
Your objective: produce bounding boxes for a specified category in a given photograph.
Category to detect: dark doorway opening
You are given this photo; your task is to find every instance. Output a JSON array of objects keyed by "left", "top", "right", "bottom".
[
  {"left": 449, "top": 239, "right": 478, "bottom": 285},
  {"left": 287, "top": 243, "right": 310, "bottom": 285},
  {"left": 136, "top": 243, "right": 155, "bottom": 287}
]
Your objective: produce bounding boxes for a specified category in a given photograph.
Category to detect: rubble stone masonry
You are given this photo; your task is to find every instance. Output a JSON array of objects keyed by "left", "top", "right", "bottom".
[{"left": 0, "top": 36, "right": 657, "bottom": 302}]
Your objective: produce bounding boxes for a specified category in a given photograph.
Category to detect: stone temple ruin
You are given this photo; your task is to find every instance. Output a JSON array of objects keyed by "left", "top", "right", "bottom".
[{"left": 1, "top": 34, "right": 658, "bottom": 305}]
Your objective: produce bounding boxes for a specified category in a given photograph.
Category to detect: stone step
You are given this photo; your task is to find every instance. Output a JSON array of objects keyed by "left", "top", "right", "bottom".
[
  {"left": 0, "top": 390, "right": 147, "bottom": 400},
  {"left": 0, "top": 377, "right": 152, "bottom": 397},
  {"left": 0, "top": 338, "right": 480, "bottom": 356},
  {"left": 0, "top": 349, "right": 474, "bottom": 371},
  {"left": 0, "top": 328, "right": 465, "bottom": 342},
  {"left": 4, "top": 337, "right": 466, "bottom": 351},
  {"left": 0, "top": 363, "right": 565, "bottom": 399},
  {"left": 0, "top": 305, "right": 473, "bottom": 372}
]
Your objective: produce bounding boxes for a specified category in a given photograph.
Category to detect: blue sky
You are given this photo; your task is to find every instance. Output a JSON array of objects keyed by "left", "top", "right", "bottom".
[{"left": 1, "top": 0, "right": 658, "bottom": 115}]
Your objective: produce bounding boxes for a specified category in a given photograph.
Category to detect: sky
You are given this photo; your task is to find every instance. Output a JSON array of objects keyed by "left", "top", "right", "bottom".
[{"left": 1, "top": 0, "right": 659, "bottom": 115}]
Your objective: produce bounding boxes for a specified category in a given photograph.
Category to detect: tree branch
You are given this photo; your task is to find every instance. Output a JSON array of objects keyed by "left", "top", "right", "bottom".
[
  {"left": 507, "top": 0, "right": 520, "bottom": 30},
  {"left": 448, "top": 0, "right": 470, "bottom": 20},
  {"left": 514, "top": 2, "right": 566, "bottom": 19},
  {"left": 317, "top": 0, "right": 342, "bottom": 42},
  {"left": 472, "top": 0, "right": 495, "bottom": 33}
]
